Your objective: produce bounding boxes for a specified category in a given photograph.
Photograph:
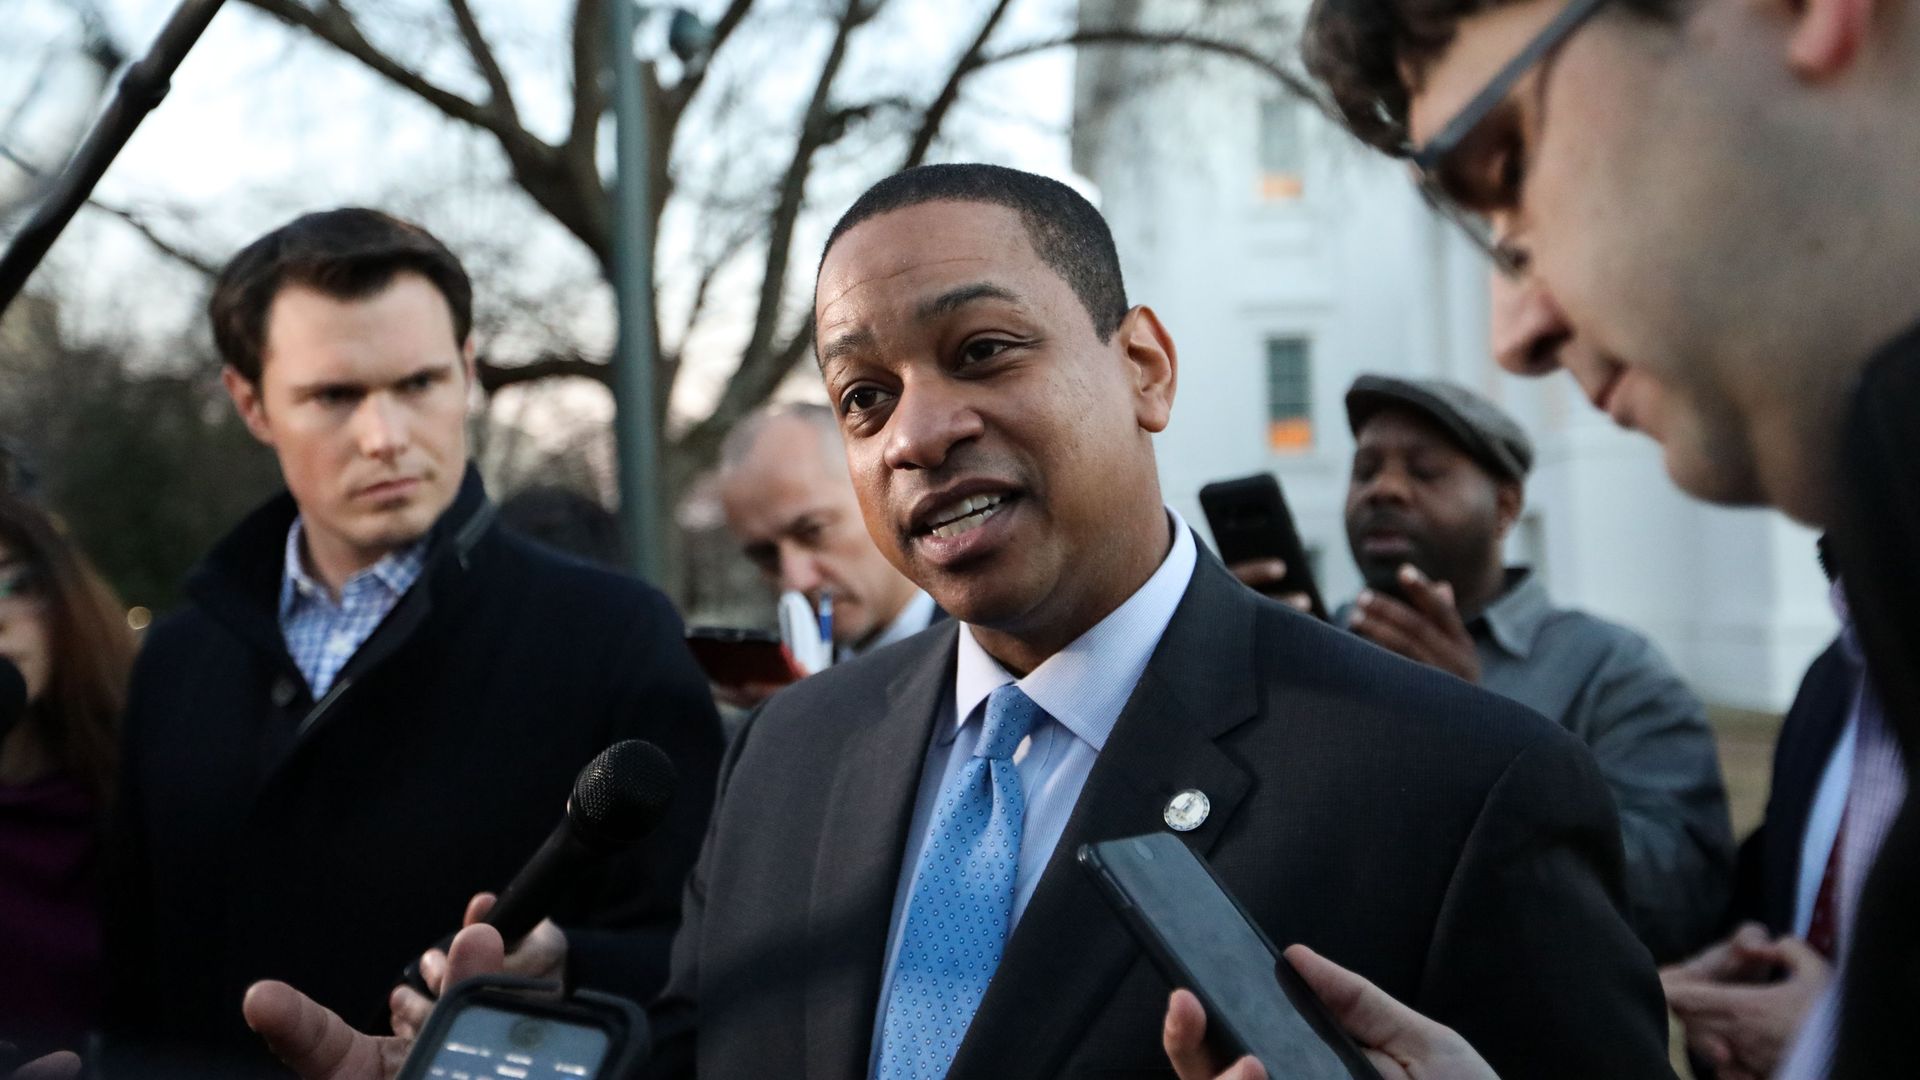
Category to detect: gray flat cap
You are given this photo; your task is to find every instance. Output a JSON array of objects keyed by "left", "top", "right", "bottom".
[{"left": 1345, "top": 374, "right": 1534, "bottom": 482}]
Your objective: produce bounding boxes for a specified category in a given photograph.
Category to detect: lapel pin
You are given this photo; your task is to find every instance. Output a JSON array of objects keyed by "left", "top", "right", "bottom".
[{"left": 1164, "top": 789, "right": 1211, "bottom": 832}]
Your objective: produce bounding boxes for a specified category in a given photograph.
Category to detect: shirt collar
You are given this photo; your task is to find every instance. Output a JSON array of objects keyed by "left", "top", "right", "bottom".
[
  {"left": 278, "top": 517, "right": 428, "bottom": 618},
  {"left": 858, "top": 590, "right": 938, "bottom": 657},
  {"left": 1477, "top": 567, "right": 1551, "bottom": 660},
  {"left": 950, "top": 507, "right": 1199, "bottom": 752}
]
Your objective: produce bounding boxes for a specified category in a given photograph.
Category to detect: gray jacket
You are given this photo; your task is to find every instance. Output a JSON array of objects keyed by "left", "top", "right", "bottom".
[{"left": 1472, "top": 569, "right": 1735, "bottom": 962}]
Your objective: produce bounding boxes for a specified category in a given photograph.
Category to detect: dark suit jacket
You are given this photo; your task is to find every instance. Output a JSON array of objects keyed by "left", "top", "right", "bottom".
[
  {"left": 650, "top": 550, "right": 1670, "bottom": 1079},
  {"left": 1727, "top": 638, "right": 1853, "bottom": 936},
  {"left": 104, "top": 468, "right": 723, "bottom": 1074}
]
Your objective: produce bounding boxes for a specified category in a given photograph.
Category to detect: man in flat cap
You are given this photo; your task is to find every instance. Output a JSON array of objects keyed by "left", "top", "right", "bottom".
[{"left": 1238, "top": 373, "right": 1734, "bottom": 962}]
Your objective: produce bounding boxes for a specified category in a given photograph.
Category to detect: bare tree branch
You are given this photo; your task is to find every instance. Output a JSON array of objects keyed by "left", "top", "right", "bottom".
[
  {"left": 238, "top": 0, "right": 611, "bottom": 267},
  {"left": 978, "top": 25, "right": 1318, "bottom": 107},
  {"left": 477, "top": 348, "right": 609, "bottom": 393},
  {"left": 662, "top": 0, "right": 757, "bottom": 126},
  {"left": 901, "top": 0, "right": 1016, "bottom": 169},
  {"left": 443, "top": 0, "right": 520, "bottom": 125},
  {"left": 675, "top": 319, "right": 813, "bottom": 484},
  {"left": 564, "top": 0, "right": 607, "bottom": 166},
  {"left": 89, "top": 200, "right": 220, "bottom": 277},
  {"left": 240, "top": 0, "right": 503, "bottom": 135},
  {"left": 718, "top": 0, "right": 877, "bottom": 433}
]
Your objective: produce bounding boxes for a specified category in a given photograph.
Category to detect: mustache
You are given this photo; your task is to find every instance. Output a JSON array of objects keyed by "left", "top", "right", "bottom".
[{"left": 1351, "top": 508, "right": 1428, "bottom": 542}]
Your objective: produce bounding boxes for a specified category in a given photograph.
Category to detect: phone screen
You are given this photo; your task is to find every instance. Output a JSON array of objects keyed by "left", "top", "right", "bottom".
[
  {"left": 685, "top": 627, "right": 803, "bottom": 688},
  {"left": 1082, "top": 835, "right": 1378, "bottom": 1079},
  {"left": 419, "top": 1003, "right": 611, "bottom": 1079}
]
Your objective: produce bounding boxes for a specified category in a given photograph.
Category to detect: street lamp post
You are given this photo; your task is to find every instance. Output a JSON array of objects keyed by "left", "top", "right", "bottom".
[{"left": 608, "top": 0, "right": 663, "bottom": 583}]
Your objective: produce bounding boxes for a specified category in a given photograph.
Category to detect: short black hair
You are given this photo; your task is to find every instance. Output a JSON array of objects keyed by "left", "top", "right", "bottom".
[
  {"left": 1301, "top": 0, "right": 1679, "bottom": 155},
  {"left": 820, "top": 163, "right": 1130, "bottom": 342},
  {"left": 209, "top": 208, "right": 473, "bottom": 383}
]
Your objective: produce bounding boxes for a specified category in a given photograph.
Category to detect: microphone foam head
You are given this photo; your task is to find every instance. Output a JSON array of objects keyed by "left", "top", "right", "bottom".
[
  {"left": 0, "top": 657, "right": 26, "bottom": 744},
  {"left": 569, "top": 739, "right": 677, "bottom": 850}
]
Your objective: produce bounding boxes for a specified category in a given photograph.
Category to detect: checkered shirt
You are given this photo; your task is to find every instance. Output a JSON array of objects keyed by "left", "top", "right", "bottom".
[{"left": 277, "top": 518, "right": 428, "bottom": 699}]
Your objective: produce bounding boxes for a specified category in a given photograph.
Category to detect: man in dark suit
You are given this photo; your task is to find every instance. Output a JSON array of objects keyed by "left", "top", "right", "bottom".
[
  {"left": 104, "top": 209, "right": 723, "bottom": 1075},
  {"left": 248, "top": 165, "right": 1669, "bottom": 1080}
]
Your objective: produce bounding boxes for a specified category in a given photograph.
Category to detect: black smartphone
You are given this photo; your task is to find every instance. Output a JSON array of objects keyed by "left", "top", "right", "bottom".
[
  {"left": 685, "top": 626, "right": 805, "bottom": 690},
  {"left": 1199, "top": 473, "right": 1329, "bottom": 621},
  {"left": 1078, "top": 833, "right": 1381, "bottom": 1080},
  {"left": 396, "top": 975, "right": 648, "bottom": 1080}
]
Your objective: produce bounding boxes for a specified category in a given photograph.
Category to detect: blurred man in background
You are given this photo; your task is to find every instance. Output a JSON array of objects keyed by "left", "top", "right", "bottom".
[
  {"left": 1240, "top": 372, "right": 1731, "bottom": 962},
  {"left": 715, "top": 403, "right": 939, "bottom": 702}
]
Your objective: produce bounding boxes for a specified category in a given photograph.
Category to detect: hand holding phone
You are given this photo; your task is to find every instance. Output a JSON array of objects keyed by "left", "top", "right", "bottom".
[
  {"left": 1080, "top": 833, "right": 1381, "bottom": 1079},
  {"left": 1199, "top": 475, "right": 1329, "bottom": 621}
]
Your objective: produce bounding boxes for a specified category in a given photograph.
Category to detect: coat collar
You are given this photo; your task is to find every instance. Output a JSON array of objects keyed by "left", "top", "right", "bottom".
[{"left": 186, "top": 464, "right": 495, "bottom": 661}]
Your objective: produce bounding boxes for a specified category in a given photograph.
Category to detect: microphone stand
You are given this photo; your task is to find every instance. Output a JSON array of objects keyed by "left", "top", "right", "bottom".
[{"left": 0, "top": 0, "right": 229, "bottom": 317}]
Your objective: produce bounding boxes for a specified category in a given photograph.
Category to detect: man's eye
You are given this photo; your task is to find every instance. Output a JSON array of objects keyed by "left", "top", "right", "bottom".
[
  {"left": 839, "top": 386, "right": 888, "bottom": 415},
  {"left": 399, "top": 374, "right": 435, "bottom": 393},
  {"left": 960, "top": 339, "right": 1013, "bottom": 366},
  {"left": 315, "top": 389, "right": 359, "bottom": 406}
]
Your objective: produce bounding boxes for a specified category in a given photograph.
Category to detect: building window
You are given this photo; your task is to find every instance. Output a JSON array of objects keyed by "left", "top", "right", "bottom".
[
  {"left": 1266, "top": 336, "right": 1313, "bottom": 451},
  {"left": 1257, "top": 99, "right": 1305, "bottom": 200}
]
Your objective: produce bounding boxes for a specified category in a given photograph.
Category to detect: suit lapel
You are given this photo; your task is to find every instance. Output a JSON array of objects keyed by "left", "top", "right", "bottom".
[
  {"left": 805, "top": 620, "right": 960, "bottom": 1080},
  {"left": 950, "top": 555, "right": 1261, "bottom": 1077}
]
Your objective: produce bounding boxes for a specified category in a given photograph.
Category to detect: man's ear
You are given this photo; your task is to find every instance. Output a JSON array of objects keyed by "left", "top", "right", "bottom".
[
  {"left": 1787, "top": 0, "right": 1874, "bottom": 78},
  {"left": 222, "top": 365, "right": 275, "bottom": 447},
  {"left": 1494, "top": 480, "right": 1524, "bottom": 538},
  {"left": 1118, "top": 305, "right": 1178, "bottom": 435},
  {"left": 462, "top": 337, "right": 479, "bottom": 388}
]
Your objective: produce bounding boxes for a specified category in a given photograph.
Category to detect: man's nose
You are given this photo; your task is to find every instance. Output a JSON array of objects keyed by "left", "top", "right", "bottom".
[
  {"left": 1358, "top": 466, "right": 1413, "bottom": 508},
  {"left": 778, "top": 545, "right": 825, "bottom": 596},
  {"left": 881, "top": 377, "right": 984, "bottom": 472},
  {"left": 354, "top": 393, "right": 410, "bottom": 461},
  {"left": 1491, "top": 274, "right": 1573, "bottom": 377}
]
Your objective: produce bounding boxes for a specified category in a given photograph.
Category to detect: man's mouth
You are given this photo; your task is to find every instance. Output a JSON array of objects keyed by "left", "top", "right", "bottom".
[
  {"left": 357, "top": 477, "right": 420, "bottom": 500},
  {"left": 922, "top": 492, "right": 1011, "bottom": 539}
]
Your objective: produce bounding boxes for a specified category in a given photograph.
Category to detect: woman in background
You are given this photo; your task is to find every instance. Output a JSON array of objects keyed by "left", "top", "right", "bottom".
[{"left": 0, "top": 494, "right": 134, "bottom": 1061}]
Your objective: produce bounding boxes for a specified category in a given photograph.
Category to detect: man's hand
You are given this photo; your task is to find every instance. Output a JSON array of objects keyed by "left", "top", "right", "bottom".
[
  {"left": 1163, "top": 945, "right": 1497, "bottom": 1080},
  {"left": 244, "top": 923, "right": 507, "bottom": 1080},
  {"left": 7, "top": 1051, "right": 81, "bottom": 1079},
  {"left": 390, "top": 892, "right": 568, "bottom": 1039},
  {"left": 1662, "top": 926, "right": 1829, "bottom": 1080},
  {"left": 1227, "top": 558, "right": 1313, "bottom": 613},
  {"left": 1349, "top": 565, "right": 1480, "bottom": 682}
]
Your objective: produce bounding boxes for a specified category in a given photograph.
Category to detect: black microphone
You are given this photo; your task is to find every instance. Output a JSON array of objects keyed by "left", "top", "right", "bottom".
[
  {"left": 0, "top": 657, "right": 26, "bottom": 748},
  {"left": 399, "top": 739, "right": 677, "bottom": 995}
]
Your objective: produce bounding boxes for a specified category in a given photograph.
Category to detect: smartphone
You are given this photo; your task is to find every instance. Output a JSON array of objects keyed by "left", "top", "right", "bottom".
[
  {"left": 1078, "top": 833, "right": 1382, "bottom": 1080},
  {"left": 686, "top": 626, "right": 806, "bottom": 689},
  {"left": 1199, "top": 473, "right": 1329, "bottom": 621},
  {"left": 396, "top": 975, "right": 648, "bottom": 1080}
]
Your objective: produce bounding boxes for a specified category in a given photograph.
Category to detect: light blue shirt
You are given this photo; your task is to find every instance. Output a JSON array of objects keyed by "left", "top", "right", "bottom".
[
  {"left": 868, "top": 509, "right": 1198, "bottom": 1073},
  {"left": 278, "top": 518, "right": 427, "bottom": 698}
]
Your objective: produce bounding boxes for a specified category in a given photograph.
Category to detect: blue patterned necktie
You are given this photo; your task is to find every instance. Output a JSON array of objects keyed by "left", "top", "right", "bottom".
[{"left": 876, "top": 683, "right": 1043, "bottom": 1079}]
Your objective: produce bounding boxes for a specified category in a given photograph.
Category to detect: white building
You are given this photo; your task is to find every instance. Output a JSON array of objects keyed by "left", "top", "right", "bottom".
[{"left": 1070, "top": 1, "right": 1833, "bottom": 710}]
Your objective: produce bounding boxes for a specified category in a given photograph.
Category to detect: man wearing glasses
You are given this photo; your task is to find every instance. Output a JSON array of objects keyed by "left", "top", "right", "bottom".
[{"left": 1170, "top": 0, "right": 1920, "bottom": 1075}]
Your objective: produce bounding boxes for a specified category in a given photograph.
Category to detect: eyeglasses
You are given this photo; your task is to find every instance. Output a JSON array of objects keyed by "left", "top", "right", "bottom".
[{"left": 1408, "top": 0, "right": 1616, "bottom": 276}]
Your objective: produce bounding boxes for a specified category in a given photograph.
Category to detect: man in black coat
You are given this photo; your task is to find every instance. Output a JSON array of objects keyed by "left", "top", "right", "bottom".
[
  {"left": 103, "top": 209, "right": 723, "bottom": 1074},
  {"left": 257, "top": 166, "right": 1670, "bottom": 1080}
]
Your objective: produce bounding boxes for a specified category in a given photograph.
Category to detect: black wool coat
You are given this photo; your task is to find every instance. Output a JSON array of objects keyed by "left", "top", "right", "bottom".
[{"left": 103, "top": 467, "right": 723, "bottom": 1075}]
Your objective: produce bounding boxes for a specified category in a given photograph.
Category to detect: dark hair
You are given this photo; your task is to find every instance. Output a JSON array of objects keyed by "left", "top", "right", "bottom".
[
  {"left": 209, "top": 208, "right": 473, "bottom": 383},
  {"left": 821, "top": 164, "right": 1130, "bottom": 342},
  {"left": 1301, "top": 0, "right": 1677, "bottom": 155},
  {"left": 498, "top": 485, "right": 626, "bottom": 570},
  {"left": 0, "top": 495, "right": 135, "bottom": 804}
]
